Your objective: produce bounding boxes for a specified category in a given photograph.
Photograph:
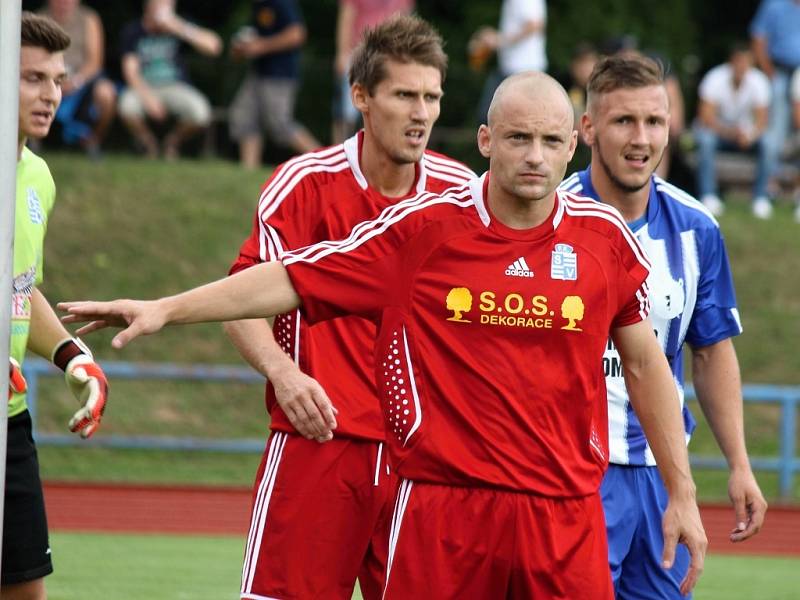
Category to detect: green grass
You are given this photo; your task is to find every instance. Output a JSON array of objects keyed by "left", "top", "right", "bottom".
[
  {"left": 25, "top": 152, "right": 800, "bottom": 500},
  {"left": 46, "top": 531, "right": 798, "bottom": 600},
  {"left": 696, "top": 554, "right": 800, "bottom": 600},
  {"left": 48, "top": 531, "right": 365, "bottom": 600}
]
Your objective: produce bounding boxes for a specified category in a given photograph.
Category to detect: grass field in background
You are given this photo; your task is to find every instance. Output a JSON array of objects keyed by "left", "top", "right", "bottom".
[
  {"left": 29, "top": 152, "right": 800, "bottom": 501},
  {"left": 47, "top": 532, "right": 799, "bottom": 600}
]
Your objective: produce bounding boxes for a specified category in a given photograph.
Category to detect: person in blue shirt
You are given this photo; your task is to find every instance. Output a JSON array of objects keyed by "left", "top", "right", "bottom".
[
  {"left": 750, "top": 0, "right": 800, "bottom": 215},
  {"left": 228, "top": 0, "right": 320, "bottom": 168},
  {"left": 561, "top": 52, "right": 768, "bottom": 600}
]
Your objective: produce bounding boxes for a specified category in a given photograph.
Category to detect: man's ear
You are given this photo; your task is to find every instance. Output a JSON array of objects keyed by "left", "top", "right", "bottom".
[
  {"left": 477, "top": 124, "right": 491, "bottom": 158},
  {"left": 580, "top": 111, "right": 594, "bottom": 146},
  {"left": 352, "top": 83, "right": 368, "bottom": 114}
]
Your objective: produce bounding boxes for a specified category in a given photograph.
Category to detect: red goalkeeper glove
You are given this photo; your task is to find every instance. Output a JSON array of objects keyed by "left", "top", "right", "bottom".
[
  {"left": 8, "top": 357, "right": 27, "bottom": 400},
  {"left": 53, "top": 338, "right": 109, "bottom": 439}
]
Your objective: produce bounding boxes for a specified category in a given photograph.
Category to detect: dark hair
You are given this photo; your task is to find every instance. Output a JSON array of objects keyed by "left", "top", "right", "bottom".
[
  {"left": 349, "top": 14, "right": 447, "bottom": 94},
  {"left": 571, "top": 42, "right": 597, "bottom": 62},
  {"left": 21, "top": 11, "right": 70, "bottom": 52},
  {"left": 729, "top": 41, "right": 752, "bottom": 58},
  {"left": 586, "top": 52, "right": 664, "bottom": 109}
]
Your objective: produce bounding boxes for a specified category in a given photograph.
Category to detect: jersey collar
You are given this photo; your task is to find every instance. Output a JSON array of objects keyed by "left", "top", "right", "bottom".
[
  {"left": 578, "top": 166, "right": 660, "bottom": 232},
  {"left": 471, "top": 171, "right": 566, "bottom": 239},
  {"left": 343, "top": 130, "right": 427, "bottom": 194}
]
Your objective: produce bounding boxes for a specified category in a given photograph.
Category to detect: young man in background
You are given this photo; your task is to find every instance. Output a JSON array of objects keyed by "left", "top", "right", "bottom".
[
  {"left": 5, "top": 12, "right": 109, "bottom": 600},
  {"left": 225, "top": 15, "right": 473, "bottom": 600},
  {"left": 562, "top": 52, "right": 767, "bottom": 600}
]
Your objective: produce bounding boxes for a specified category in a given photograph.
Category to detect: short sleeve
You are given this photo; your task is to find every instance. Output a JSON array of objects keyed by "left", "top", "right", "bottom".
[
  {"left": 229, "top": 165, "right": 317, "bottom": 275},
  {"left": 698, "top": 68, "right": 720, "bottom": 104},
  {"left": 749, "top": 2, "right": 774, "bottom": 37},
  {"left": 752, "top": 72, "right": 772, "bottom": 106},
  {"left": 119, "top": 22, "right": 140, "bottom": 57},
  {"left": 36, "top": 163, "right": 56, "bottom": 285},
  {"left": 282, "top": 217, "right": 410, "bottom": 324},
  {"left": 519, "top": 0, "right": 546, "bottom": 21},
  {"left": 685, "top": 227, "right": 742, "bottom": 348},
  {"left": 277, "top": 0, "right": 302, "bottom": 26}
]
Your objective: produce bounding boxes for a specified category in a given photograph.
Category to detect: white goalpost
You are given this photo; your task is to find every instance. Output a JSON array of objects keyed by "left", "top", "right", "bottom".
[{"left": 0, "top": 0, "right": 23, "bottom": 580}]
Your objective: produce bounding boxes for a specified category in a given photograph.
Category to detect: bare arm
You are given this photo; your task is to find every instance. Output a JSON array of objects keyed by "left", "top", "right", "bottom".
[
  {"left": 121, "top": 53, "right": 167, "bottom": 120},
  {"left": 60, "top": 261, "right": 300, "bottom": 348},
  {"left": 697, "top": 99, "right": 738, "bottom": 142},
  {"left": 691, "top": 338, "right": 766, "bottom": 541},
  {"left": 500, "top": 19, "right": 544, "bottom": 48},
  {"left": 233, "top": 24, "right": 306, "bottom": 61},
  {"left": 71, "top": 12, "right": 105, "bottom": 87},
  {"left": 28, "top": 287, "right": 73, "bottom": 359},
  {"left": 612, "top": 319, "right": 707, "bottom": 596},
  {"left": 223, "top": 318, "right": 337, "bottom": 441},
  {"left": 751, "top": 36, "right": 774, "bottom": 79},
  {"left": 163, "top": 15, "right": 222, "bottom": 56},
  {"left": 794, "top": 98, "right": 800, "bottom": 129},
  {"left": 334, "top": 2, "right": 356, "bottom": 75}
]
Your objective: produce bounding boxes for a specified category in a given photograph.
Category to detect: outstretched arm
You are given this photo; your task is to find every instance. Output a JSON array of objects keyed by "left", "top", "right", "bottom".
[
  {"left": 59, "top": 262, "right": 300, "bottom": 348},
  {"left": 692, "top": 338, "right": 766, "bottom": 541},
  {"left": 612, "top": 319, "right": 707, "bottom": 596}
]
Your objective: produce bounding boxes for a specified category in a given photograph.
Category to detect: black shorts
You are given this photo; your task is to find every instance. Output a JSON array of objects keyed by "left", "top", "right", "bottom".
[{"left": 2, "top": 411, "right": 52, "bottom": 585}]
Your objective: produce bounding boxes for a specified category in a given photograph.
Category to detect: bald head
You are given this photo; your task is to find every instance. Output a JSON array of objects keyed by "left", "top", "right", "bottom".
[{"left": 486, "top": 71, "right": 574, "bottom": 131}]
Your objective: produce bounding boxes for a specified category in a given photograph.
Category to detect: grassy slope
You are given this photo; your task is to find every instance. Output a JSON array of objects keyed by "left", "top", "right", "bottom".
[{"left": 33, "top": 152, "right": 800, "bottom": 500}]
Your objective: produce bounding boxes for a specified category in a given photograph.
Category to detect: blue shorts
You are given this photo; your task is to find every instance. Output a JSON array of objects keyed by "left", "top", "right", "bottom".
[{"left": 601, "top": 464, "right": 691, "bottom": 600}]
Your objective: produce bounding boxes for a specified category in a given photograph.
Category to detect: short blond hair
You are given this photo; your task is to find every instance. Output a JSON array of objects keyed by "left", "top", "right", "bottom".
[{"left": 586, "top": 53, "right": 664, "bottom": 112}]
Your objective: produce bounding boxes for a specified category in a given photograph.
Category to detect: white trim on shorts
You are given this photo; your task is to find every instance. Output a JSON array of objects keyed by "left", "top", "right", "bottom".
[
  {"left": 382, "top": 479, "right": 414, "bottom": 599},
  {"left": 240, "top": 432, "right": 288, "bottom": 596}
]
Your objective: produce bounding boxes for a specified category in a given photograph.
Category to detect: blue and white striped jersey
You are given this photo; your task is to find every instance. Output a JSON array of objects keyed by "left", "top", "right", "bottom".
[{"left": 560, "top": 168, "right": 743, "bottom": 466}]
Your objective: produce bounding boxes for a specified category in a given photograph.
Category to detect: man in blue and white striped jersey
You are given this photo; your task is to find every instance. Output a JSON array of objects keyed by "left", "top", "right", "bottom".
[{"left": 561, "top": 52, "right": 768, "bottom": 600}]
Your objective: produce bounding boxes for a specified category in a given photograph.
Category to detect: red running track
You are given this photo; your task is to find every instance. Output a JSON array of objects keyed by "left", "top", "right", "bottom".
[{"left": 44, "top": 482, "right": 800, "bottom": 556}]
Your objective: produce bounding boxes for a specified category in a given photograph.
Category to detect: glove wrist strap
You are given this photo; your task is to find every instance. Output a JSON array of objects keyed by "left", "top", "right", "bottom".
[{"left": 52, "top": 338, "right": 89, "bottom": 372}]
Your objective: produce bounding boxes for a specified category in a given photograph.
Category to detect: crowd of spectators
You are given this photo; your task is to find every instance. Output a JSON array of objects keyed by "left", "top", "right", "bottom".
[{"left": 30, "top": 0, "right": 800, "bottom": 220}]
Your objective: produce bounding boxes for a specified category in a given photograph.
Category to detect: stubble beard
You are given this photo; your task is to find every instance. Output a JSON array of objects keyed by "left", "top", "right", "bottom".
[{"left": 594, "top": 137, "right": 662, "bottom": 194}]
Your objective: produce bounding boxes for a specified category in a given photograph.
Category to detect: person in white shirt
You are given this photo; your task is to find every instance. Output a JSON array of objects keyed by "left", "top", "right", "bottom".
[
  {"left": 694, "top": 42, "right": 773, "bottom": 218},
  {"left": 471, "top": 0, "right": 547, "bottom": 124}
]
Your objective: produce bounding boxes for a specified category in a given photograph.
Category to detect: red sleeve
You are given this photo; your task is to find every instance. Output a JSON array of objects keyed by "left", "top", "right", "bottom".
[
  {"left": 281, "top": 207, "right": 422, "bottom": 324},
  {"left": 611, "top": 227, "right": 651, "bottom": 329},
  {"left": 228, "top": 165, "right": 314, "bottom": 276}
]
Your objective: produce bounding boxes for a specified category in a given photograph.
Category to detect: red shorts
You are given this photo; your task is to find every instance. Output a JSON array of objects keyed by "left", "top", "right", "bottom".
[
  {"left": 383, "top": 480, "right": 613, "bottom": 600},
  {"left": 240, "top": 431, "right": 394, "bottom": 600}
]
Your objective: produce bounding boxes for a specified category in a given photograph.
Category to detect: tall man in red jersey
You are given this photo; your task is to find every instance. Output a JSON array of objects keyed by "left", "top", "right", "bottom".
[
  {"left": 60, "top": 72, "right": 706, "bottom": 599},
  {"left": 224, "top": 15, "right": 474, "bottom": 600}
]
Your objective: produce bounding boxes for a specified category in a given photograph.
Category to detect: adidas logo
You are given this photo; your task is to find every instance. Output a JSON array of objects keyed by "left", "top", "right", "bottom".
[{"left": 505, "top": 257, "right": 534, "bottom": 278}]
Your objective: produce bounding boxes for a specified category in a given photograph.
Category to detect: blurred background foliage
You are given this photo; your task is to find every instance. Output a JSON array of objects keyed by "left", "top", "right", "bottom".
[{"left": 22, "top": 0, "right": 763, "bottom": 162}]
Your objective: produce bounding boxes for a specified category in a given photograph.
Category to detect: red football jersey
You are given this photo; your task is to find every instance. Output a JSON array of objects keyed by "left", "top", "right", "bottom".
[
  {"left": 230, "top": 132, "right": 475, "bottom": 440},
  {"left": 283, "top": 174, "right": 651, "bottom": 497}
]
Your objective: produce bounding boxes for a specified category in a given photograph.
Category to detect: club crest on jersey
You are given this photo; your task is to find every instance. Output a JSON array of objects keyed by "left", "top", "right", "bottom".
[
  {"left": 551, "top": 243, "right": 577, "bottom": 281},
  {"left": 27, "top": 187, "right": 44, "bottom": 225},
  {"left": 505, "top": 256, "right": 534, "bottom": 278}
]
